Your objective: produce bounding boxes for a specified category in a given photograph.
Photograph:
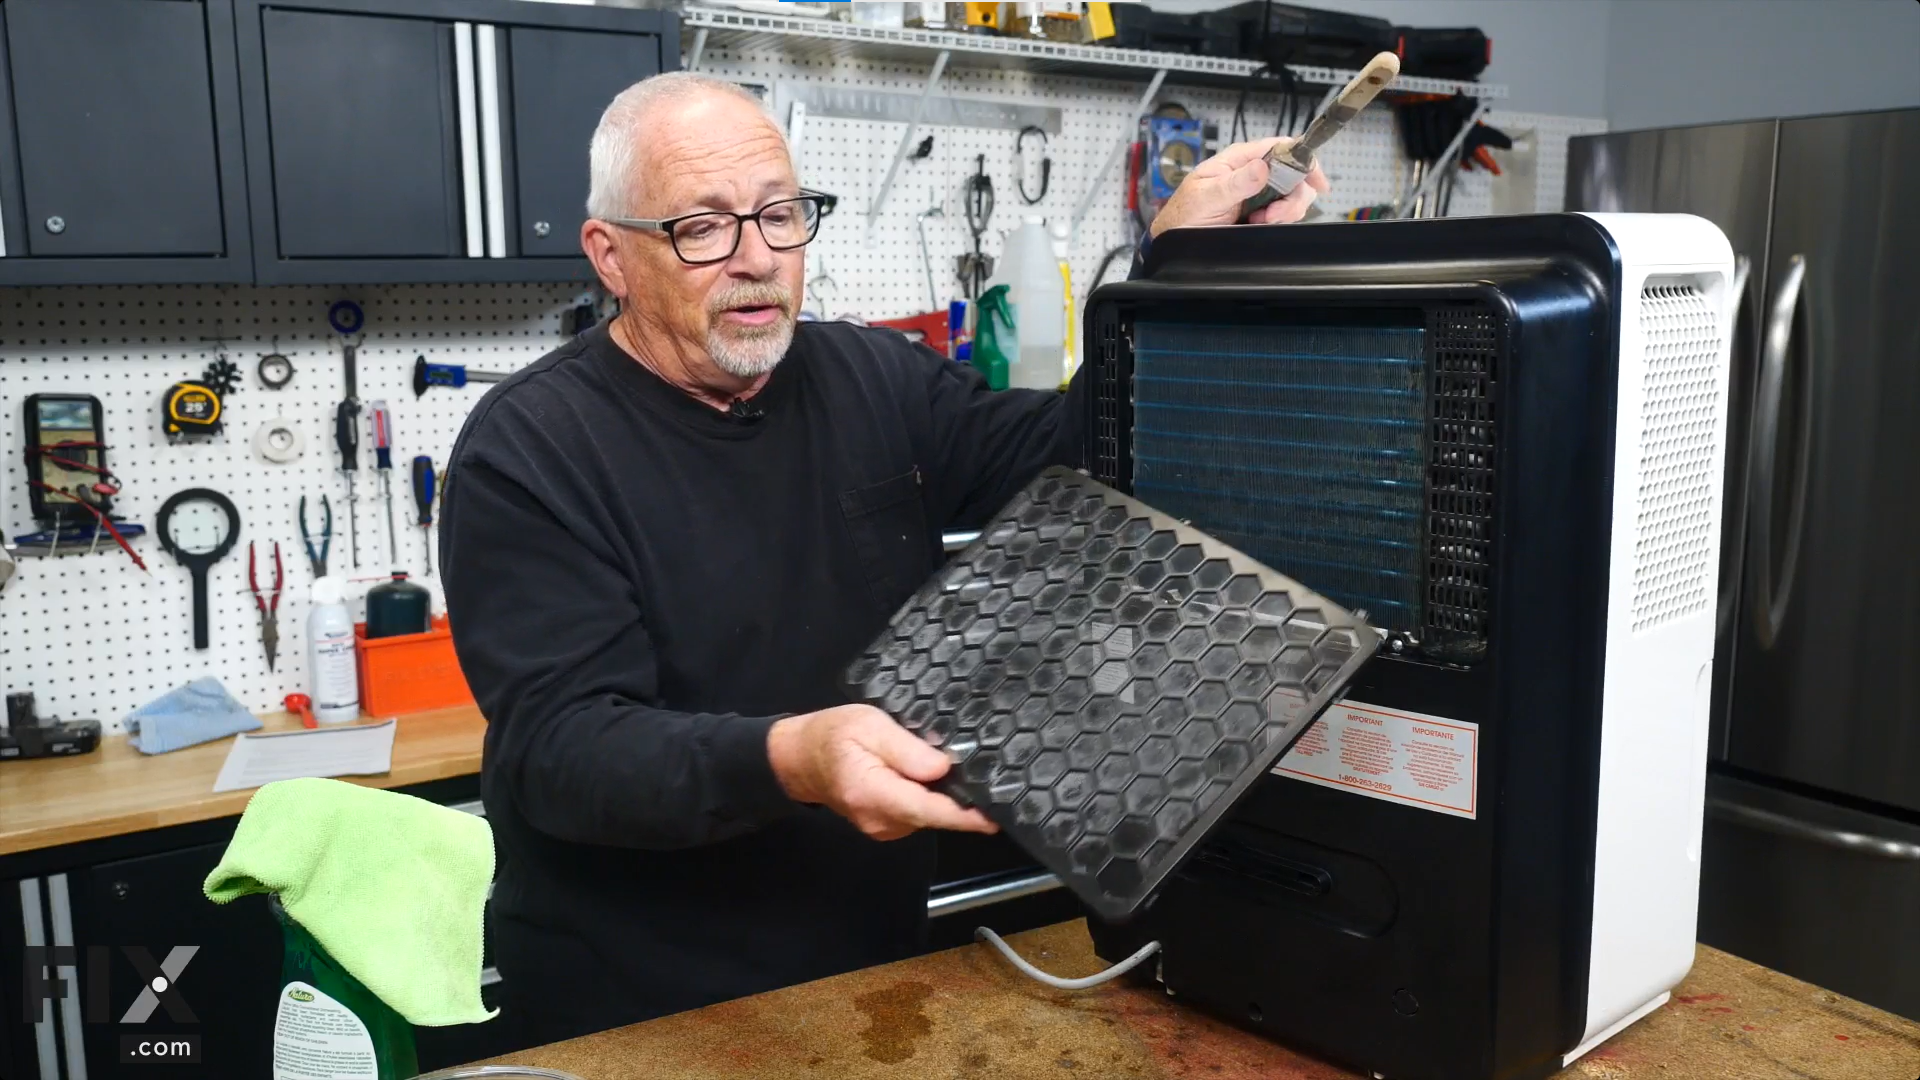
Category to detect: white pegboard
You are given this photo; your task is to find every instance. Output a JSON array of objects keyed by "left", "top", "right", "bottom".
[
  {"left": 1, "top": 284, "right": 588, "bottom": 732},
  {"left": 0, "top": 47, "right": 1604, "bottom": 735},
  {"left": 698, "top": 43, "right": 1603, "bottom": 325},
  {"left": 1484, "top": 110, "right": 1612, "bottom": 213}
]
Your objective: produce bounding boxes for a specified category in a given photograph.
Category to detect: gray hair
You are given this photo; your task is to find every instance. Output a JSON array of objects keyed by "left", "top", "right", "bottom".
[{"left": 585, "top": 72, "right": 777, "bottom": 221}]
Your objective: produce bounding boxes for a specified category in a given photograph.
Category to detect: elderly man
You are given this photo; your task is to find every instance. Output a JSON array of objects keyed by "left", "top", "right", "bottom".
[{"left": 441, "top": 71, "right": 1326, "bottom": 1043}]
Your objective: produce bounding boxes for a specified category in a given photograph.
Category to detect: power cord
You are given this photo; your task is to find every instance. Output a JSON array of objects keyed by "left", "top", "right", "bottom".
[
  {"left": 975, "top": 927, "right": 1162, "bottom": 991},
  {"left": 1092, "top": 243, "right": 1135, "bottom": 292}
]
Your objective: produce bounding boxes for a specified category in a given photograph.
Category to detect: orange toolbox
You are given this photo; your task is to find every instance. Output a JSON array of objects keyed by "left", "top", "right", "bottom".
[{"left": 354, "top": 615, "right": 475, "bottom": 716}]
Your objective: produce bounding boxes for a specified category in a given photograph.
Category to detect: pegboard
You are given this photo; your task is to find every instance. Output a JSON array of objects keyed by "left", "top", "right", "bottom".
[
  {"left": 1, "top": 285, "right": 587, "bottom": 732},
  {"left": 1484, "top": 109, "right": 1613, "bottom": 214},
  {"left": 0, "top": 46, "right": 1604, "bottom": 736},
  {"left": 695, "top": 44, "right": 1605, "bottom": 325}
]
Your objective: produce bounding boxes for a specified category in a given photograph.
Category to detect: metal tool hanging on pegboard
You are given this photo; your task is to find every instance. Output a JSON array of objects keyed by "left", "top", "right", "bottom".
[{"left": 330, "top": 300, "right": 365, "bottom": 569}]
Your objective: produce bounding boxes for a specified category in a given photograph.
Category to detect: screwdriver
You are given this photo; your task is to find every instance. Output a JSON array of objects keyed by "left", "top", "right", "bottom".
[
  {"left": 413, "top": 356, "right": 509, "bottom": 397},
  {"left": 412, "top": 455, "right": 437, "bottom": 576},
  {"left": 334, "top": 348, "right": 362, "bottom": 569},
  {"left": 370, "top": 400, "right": 398, "bottom": 566}
]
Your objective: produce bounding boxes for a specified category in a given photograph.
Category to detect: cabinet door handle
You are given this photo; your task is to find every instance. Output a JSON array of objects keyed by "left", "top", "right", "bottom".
[
  {"left": 18, "top": 879, "right": 61, "bottom": 1080},
  {"left": 475, "top": 24, "right": 507, "bottom": 259},
  {"left": 453, "top": 23, "right": 485, "bottom": 259},
  {"left": 46, "top": 874, "right": 88, "bottom": 1080},
  {"left": 1708, "top": 797, "right": 1920, "bottom": 861}
]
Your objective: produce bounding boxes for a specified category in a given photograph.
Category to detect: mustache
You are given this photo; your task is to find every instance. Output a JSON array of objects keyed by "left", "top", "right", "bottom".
[{"left": 709, "top": 281, "right": 794, "bottom": 318}]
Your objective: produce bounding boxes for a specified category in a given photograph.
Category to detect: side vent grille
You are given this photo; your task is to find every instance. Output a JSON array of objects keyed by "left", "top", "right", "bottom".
[
  {"left": 1092, "top": 309, "right": 1124, "bottom": 488},
  {"left": 1633, "top": 282, "right": 1723, "bottom": 633},
  {"left": 1425, "top": 307, "right": 1499, "bottom": 650}
]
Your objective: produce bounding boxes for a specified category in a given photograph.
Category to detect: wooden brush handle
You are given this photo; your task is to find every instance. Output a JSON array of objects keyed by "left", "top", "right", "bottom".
[{"left": 1291, "top": 51, "right": 1402, "bottom": 160}]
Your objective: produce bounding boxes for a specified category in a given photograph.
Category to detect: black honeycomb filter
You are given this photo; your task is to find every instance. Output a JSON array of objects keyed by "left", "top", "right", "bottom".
[{"left": 844, "top": 467, "right": 1379, "bottom": 921}]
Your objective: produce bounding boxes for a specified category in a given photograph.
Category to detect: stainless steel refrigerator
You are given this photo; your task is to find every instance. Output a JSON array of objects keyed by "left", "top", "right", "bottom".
[{"left": 1568, "top": 108, "right": 1920, "bottom": 1021}]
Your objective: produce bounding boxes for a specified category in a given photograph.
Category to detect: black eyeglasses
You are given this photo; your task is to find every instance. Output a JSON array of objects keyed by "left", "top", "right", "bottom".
[{"left": 605, "top": 192, "right": 828, "bottom": 266}]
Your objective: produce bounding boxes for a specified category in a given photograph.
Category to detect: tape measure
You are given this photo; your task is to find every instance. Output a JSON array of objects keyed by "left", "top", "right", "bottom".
[{"left": 163, "top": 382, "right": 223, "bottom": 438}]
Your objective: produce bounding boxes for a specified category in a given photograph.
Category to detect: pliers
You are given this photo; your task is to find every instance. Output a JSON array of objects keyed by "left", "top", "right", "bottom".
[
  {"left": 299, "top": 494, "right": 332, "bottom": 577},
  {"left": 250, "top": 540, "right": 284, "bottom": 671}
]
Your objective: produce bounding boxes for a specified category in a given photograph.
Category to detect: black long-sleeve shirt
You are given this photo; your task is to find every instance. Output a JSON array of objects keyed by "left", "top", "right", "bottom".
[{"left": 441, "top": 320, "right": 1084, "bottom": 1041}]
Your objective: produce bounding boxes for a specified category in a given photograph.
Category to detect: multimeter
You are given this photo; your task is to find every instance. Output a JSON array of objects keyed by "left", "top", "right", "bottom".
[{"left": 24, "top": 393, "right": 111, "bottom": 527}]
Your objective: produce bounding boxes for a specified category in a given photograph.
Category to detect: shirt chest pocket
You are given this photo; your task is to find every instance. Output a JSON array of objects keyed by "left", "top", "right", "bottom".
[{"left": 840, "top": 467, "right": 932, "bottom": 617}]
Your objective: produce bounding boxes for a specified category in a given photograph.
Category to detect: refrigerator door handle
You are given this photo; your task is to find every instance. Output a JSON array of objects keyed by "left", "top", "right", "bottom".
[
  {"left": 1708, "top": 797, "right": 1920, "bottom": 861},
  {"left": 1726, "top": 254, "right": 1752, "bottom": 334},
  {"left": 1716, "top": 253, "right": 1754, "bottom": 641},
  {"left": 1746, "top": 253, "right": 1811, "bottom": 649}
]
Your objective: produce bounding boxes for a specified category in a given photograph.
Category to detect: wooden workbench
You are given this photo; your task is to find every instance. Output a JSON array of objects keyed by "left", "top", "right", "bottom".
[
  {"left": 483, "top": 920, "right": 1920, "bottom": 1080},
  {"left": 0, "top": 705, "right": 487, "bottom": 855}
]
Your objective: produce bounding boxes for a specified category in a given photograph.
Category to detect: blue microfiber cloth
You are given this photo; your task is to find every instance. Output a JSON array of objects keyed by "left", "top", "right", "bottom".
[
  {"left": 124, "top": 677, "right": 262, "bottom": 754},
  {"left": 203, "top": 777, "right": 496, "bottom": 1026}
]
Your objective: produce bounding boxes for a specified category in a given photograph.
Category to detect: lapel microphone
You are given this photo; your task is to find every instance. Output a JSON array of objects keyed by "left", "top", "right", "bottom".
[{"left": 728, "top": 397, "right": 765, "bottom": 422}]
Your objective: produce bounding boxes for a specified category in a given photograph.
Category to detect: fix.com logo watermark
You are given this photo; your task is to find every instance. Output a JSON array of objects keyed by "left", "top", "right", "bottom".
[{"left": 23, "top": 945, "right": 203, "bottom": 1064}]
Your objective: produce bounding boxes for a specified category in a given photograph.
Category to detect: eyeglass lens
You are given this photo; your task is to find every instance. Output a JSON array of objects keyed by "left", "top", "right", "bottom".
[{"left": 672, "top": 198, "right": 820, "bottom": 262}]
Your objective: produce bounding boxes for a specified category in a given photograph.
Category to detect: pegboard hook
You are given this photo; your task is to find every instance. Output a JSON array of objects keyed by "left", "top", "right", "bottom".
[
  {"left": 865, "top": 49, "right": 951, "bottom": 248},
  {"left": 1070, "top": 68, "right": 1168, "bottom": 248},
  {"left": 806, "top": 254, "right": 837, "bottom": 320}
]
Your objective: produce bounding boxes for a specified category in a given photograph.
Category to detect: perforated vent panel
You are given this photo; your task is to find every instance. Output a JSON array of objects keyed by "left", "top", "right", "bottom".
[
  {"left": 1633, "top": 282, "right": 1724, "bottom": 632},
  {"left": 1426, "top": 307, "right": 1499, "bottom": 649},
  {"left": 1091, "top": 309, "right": 1126, "bottom": 487},
  {"left": 845, "top": 468, "right": 1377, "bottom": 920}
]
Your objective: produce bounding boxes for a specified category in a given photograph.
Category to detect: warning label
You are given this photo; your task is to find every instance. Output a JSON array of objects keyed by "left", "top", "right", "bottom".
[{"left": 1273, "top": 700, "right": 1478, "bottom": 819}]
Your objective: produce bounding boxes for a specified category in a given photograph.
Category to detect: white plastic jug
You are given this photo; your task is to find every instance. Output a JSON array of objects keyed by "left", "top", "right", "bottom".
[{"left": 987, "top": 215, "right": 1067, "bottom": 391}]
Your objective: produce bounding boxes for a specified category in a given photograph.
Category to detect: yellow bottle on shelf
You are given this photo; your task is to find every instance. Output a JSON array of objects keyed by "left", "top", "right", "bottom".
[{"left": 1050, "top": 221, "right": 1075, "bottom": 388}]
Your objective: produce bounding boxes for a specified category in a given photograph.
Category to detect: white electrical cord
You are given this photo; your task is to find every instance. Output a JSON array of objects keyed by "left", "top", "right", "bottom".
[{"left": 975, "top": 927, "right": 1161, "bottom": 991}]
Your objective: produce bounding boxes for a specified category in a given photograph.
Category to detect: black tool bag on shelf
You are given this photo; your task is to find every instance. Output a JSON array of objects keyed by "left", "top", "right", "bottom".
[
  {"left": 1394, "top": 26, "right": 1491, "bottom": 80},
  {"left": 1212, "top": 2, "right": 1394, "bottom": 69},
  {"left": 1108, "top": 3, "right": 1235, "bottom": 56}
]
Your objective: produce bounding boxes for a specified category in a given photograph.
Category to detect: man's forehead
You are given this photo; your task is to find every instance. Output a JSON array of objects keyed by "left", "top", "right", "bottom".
[{"left": 638, "top": 105, "right": 793, "bottom": 211}]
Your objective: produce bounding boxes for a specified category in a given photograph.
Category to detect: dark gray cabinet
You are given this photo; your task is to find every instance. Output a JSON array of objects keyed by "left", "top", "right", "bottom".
[
  {"left": 0, "top": 0, "right": 252, "bottom": 285},
  {"left": 73, "top": 843, "right": 283, "bottom": 1078},
  {"left": 508, "top": 26, "right": 662, "bottom": 259},
  {"left": 259, "top": 7, "right": 467, "bottom": 260},
  {"left": 0, "top": 0, "right": 672, "bottom": 288},
  {"left": 234, "top": 0, "right": 675, "bottom": 285}
]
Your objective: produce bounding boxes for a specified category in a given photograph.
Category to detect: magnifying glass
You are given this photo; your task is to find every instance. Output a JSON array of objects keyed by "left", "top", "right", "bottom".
[{"left": 157, "top": 488, "right": 241, "bottom": 650}]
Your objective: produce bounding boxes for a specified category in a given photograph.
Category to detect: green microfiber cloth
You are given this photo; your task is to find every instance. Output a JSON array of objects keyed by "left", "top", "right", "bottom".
[{"left": 203, "top": 777, "right": 497, "bottom": 1026}]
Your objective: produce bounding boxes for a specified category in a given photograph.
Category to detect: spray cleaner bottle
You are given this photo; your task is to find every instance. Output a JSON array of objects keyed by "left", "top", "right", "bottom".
[
  {"left": 270, "top": 896, "right": 417, "bottom": 1078},
  {"left": 307, "top": 577, "right": 360, "bottom": 724}
]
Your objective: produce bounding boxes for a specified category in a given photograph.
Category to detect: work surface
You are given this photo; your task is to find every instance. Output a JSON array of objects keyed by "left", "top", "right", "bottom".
[
  {"left": 0, "top": 705, "right": 486, "bottom": 855},
  {"left": 486, "top": 920, "right": 1920, "bottom": 1080}
]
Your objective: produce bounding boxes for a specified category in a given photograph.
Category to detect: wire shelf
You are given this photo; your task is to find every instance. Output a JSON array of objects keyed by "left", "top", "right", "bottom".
[{"left": 681, "top": 6, "right": 1507, "bottom": 99}]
